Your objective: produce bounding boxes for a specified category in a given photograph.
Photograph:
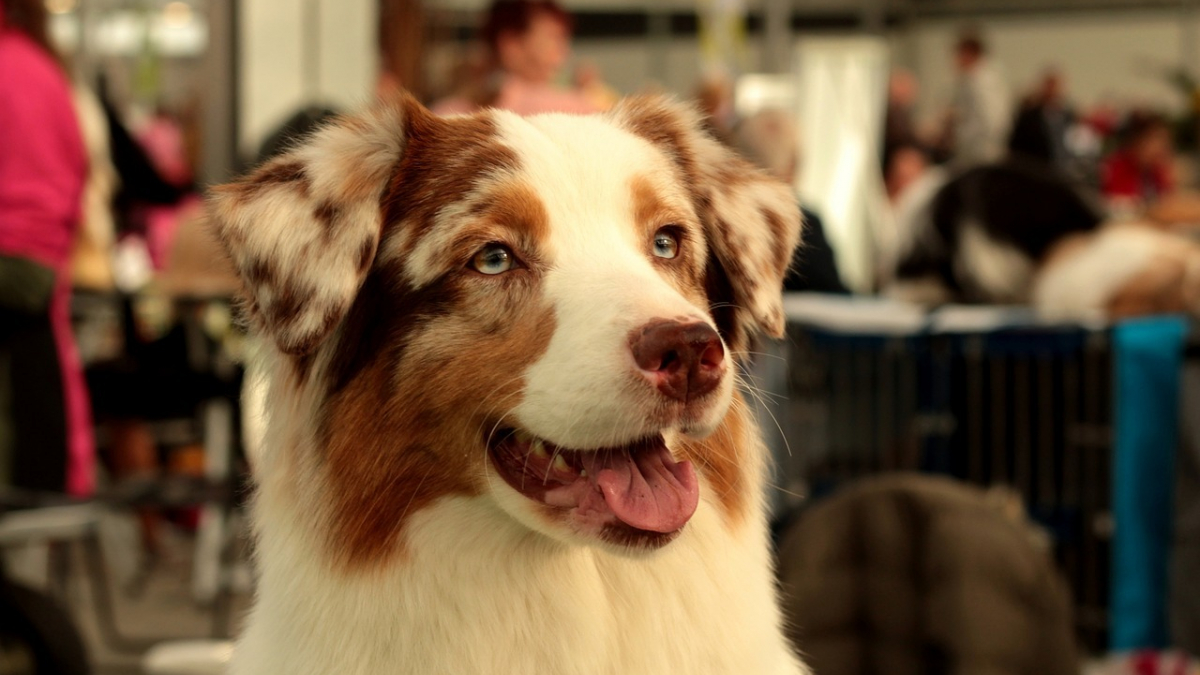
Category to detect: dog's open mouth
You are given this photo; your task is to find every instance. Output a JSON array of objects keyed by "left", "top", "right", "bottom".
[{"left": 487, "top": 429, "right": 700, "bottom": 542}]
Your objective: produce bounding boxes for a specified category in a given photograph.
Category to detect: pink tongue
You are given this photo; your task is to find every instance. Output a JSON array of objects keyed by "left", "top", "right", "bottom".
[{"left": 583, "top": 442, "right": 699, "bottom": 533}]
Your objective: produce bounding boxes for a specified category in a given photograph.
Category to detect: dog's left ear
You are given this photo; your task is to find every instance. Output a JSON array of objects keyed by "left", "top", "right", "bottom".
[
  {"left": 611, "top": 96, "right": 802, "bottom": 350},
  {"left": 207, "top": 95, "right": 416, "bottom": 355}
]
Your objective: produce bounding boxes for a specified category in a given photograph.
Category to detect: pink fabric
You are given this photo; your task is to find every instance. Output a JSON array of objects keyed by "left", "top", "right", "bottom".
[
  {"left": 0, "top": 10, "right": 95, "bottom": 496},
  {"left": 136, "top": 117, "right": 195, "bottom": 270},
  {"left": 432, "top": 76, "right": 598, "bottom": 117},
  {"left": 137, "top": 115, "right": 191, "bottom": 186},
  {"left": 144, "top": 196, "right": 201, "bottom": 271}
]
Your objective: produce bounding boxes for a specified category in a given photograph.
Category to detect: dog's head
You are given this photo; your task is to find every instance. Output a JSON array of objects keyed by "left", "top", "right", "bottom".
[{"left": 210, "top": 93, "right": 799, "bottom": 565}]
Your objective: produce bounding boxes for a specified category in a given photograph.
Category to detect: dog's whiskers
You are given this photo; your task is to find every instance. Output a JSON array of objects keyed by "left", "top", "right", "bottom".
[{"left": 733, "top": 373, "right": 794, "bottom": 460}]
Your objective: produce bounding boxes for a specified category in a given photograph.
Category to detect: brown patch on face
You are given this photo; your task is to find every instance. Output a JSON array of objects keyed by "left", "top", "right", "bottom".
[
  {"left": 704, "top": 254, "right": 741, "bottom": 353},
  {"left": 617, "top": 98, "right": 700, "bottom": 187},
  {"left": 631, "top": 175, "right": 679, "bottom": 233},
  {"left": 709, "top": 214, "right": 761, "bottom": 349},
  {"left": 382, "top": 110, "right": 520, "bottom": 258},
  {"left": 467, "top": 180, "right": 551, "bottom": 242},
  {"left": 677, "top": 392, "right": 750, "bottom": 527},
  {"left": 317, "top": 264, "right": 557, "bottom": 571},
  {"left": 629, "top": 175, "right": 706, "bottom": 310}
]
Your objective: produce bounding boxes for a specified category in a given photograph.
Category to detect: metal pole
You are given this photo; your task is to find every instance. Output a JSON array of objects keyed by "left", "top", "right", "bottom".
[
  {"left": 763, "top": 0, "right": 791, "bottom": 74},
  {"left": 648, "top": 9, "right": 671, "bottom": 86},
  {"left": 1183, "top": 0, "right": 1198, "bottom": 81},
  {"left": 861, "top": 0, "right": 885, "bottom": 34},
  {"left": 200, "top": 0, "right": 240, "bottom": 184},
  {"left": 303, "top": 0, "right": 322, "bottom": 101}
]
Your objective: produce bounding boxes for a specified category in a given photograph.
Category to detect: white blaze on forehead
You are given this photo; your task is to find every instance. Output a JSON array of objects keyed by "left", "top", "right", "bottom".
[
  {"left": 491, "top": 112, "right": 724, "bottom": 447},
  {"left": 493, "top": 111, "right": 699, "bottom": 271},
  {"left": 400, "top": 109, "right": 698, "bottom": 287},
  {"left": 496, "top": 111, "right": 701, "bottom": 314}
]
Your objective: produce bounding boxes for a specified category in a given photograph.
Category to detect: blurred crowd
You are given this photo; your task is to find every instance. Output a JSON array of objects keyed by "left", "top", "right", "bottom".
[
  {"left": 6, "top": 0, "right": 1200, "bottom": 556},
  {"left": 881, "top": 29, "right": 1195, "bottom": 225}
]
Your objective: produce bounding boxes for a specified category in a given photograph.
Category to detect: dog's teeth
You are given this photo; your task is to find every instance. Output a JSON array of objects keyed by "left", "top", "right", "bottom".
[
  {"left": 531, "top": 440, "right": 548, "bottom": 458},
  {"left": 579, "top": 469, "right": 587, "bottom": 477},
  {"left": 552, "top": 455, "right": 570, "bottom": 472}
]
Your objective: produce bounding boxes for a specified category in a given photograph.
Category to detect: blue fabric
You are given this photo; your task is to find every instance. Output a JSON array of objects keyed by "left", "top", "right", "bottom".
[{"left": 1110, "top": 316, "right": 1187, "bottom": 650}]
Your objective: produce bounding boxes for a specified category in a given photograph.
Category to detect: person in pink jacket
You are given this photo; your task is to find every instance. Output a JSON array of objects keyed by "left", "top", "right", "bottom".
[
  {"left": 430, "top": 0, "right": 598, "bottom": 116},
  {"left": 0, "top": 0, "right": 94, "bottom": 497}
]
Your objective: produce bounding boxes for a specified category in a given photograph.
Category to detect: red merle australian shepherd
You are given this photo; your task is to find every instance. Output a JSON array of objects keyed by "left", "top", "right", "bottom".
[{"left": 209, "top": 92, "right": 809, "bottom": 675}]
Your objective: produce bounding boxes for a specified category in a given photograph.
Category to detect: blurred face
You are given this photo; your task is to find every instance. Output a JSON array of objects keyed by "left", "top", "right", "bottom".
[
  {"left": 1041, "top": 73, "right": 1064, "bottom": 104},
  {"left": 497, "top": 12, "right": 570, "bottom": 84},
  {"left": 886, "top": 147, "right": 928, "bottom": 201},
  {"left": 888, "top": 70, "right": 918, "bottom": 108},
  {"left": 1134, "top": 127, "right": 1172, "bottom": 166},
  {"left": 955, "top": 47, "right": 979, "bottom": 73}
]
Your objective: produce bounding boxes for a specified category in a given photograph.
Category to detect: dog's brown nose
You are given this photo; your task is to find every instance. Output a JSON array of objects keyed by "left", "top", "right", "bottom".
[{"left": 630, "top": 321, "right": 725, "bottom": 402}]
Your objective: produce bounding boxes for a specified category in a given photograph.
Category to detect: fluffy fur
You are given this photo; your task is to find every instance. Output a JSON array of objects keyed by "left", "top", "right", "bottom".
[
  {"left": 1035, "top": 223, "right": 1200, "bottom": 320},
  {"left": 886, "top": 159, "right": 1200, "bottom": 319},
  {"left": 209, "top": 92, "right": 807, "bottom": 675}
]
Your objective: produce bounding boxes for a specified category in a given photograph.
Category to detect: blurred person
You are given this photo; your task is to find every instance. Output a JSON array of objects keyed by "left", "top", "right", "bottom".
[
  {"left": 1101, "top": 111, "right": 1200, "bottom": 229},
  {"left": 134, "top": 104, "right": 201, "bottom": 271},
  {"left": 0, "top": 0, "right": 94, "bottom": 496},
  {"left": 1009, "top": 68, "right": 1075, "bottom": 171},
  {"left": 948, "top": 28, "right": 1012, "bottom": 168},
  {"left": 884, "top": 142, "right": 934, "bottom": 204},
  {"left": 431, "top": 0, "right": 596, "bottom": 116},
  {"left": 694, "top": 73, "right": 736, "bottom": 145},
  {"left": 735, "top": 109, "right": 847, "bottom": 294},
  {"left": 573, "top": 61, "right": 619, "bottom": 112},
  {"left": 425, "top": 47, "right": 490, "bottom": 110},
  {"left": 884, "top": 68, "right": 920, "bottom": 151},
  {"left": 878, "top": 141, "right": 951, "bottom": 291},
  {"left": 70, "top": 86, "right": 119, "bottom": 292},
  {"left": 1101, "top": 110, "right": 1175, "bottom": 214},
  {"left": 1083, "top": 97, "right": 1121, "bottom": 140}
]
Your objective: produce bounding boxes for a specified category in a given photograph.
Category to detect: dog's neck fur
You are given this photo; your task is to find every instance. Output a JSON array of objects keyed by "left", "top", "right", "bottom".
[{"left": 233, "top": 357, "right": 805, "bottom": 675}]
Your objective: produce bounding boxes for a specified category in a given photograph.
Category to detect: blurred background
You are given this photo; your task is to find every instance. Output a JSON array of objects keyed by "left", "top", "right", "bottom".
[{"left": 5, "top": 0, "right": 1200, "bottom": 674}]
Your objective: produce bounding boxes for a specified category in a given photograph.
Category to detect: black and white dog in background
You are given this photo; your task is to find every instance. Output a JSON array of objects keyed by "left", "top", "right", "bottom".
[{"left": 885, "top": 159, "right": 1200, "bottom": 320}]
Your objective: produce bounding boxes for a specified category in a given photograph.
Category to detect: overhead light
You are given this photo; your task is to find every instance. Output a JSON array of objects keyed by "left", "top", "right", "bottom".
[
  {"left": 163, "top": 1, "right": 193, "bottom": 26},
  {"left": 44, "top": 0, "right": 77, "bottom": 15}
]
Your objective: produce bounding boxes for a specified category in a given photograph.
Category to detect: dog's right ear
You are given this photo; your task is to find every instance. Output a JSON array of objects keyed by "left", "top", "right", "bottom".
[{"left": 208, "top": 94, "right": 419, "bottom": 355}]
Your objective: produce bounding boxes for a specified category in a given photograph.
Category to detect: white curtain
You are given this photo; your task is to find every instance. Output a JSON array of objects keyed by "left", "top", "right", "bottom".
[{"left": 794, "top": 37, "right": 889, "bottom": 293}]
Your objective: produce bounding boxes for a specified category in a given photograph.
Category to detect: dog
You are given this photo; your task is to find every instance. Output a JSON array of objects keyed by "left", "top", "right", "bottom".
[
  {"left": 208, "top": 92, "right": 809, "bottom": 675},
  {"left": 885, "top": 158, "right": 1200, "bottom": 319}
]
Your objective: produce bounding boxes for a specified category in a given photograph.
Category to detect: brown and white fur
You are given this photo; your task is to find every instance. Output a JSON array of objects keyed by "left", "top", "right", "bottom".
[{"left": 209, "top": 92, "right": 808, "bottom": 675}]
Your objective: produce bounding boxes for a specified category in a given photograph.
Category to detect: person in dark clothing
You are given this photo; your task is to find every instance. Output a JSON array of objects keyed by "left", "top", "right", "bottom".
[
  {"left": 786, "top": 209, "right": 848, "bottom": 294},
  {"left": 1008, "top": 69, "right": 1074, "bottom": 172}
]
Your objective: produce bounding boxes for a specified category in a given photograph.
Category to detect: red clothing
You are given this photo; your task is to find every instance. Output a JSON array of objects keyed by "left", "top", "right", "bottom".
[
  {"left": 0, "top": 7, "right": 95, "bottom": 495},
  {"left": 1101, "top": 150, "right": 1173, "bottom": 203}
]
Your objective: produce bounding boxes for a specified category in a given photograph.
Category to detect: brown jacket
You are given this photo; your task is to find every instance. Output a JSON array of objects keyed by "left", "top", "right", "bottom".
[{"left": 777, "top": 475, "right": 1078, "bottom": 675}]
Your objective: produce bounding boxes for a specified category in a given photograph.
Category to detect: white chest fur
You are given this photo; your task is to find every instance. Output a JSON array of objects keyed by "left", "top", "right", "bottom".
[{"left": 232, "top": 478, "right": 806, "bottom": 675}]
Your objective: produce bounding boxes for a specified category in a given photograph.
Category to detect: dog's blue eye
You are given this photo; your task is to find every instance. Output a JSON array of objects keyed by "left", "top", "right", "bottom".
[
  {"left": 652, "top": 229, "right": 680, "bottom": 259},
  {"left": 472, "top": 244, "right": 516, "bottom": 275}
]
